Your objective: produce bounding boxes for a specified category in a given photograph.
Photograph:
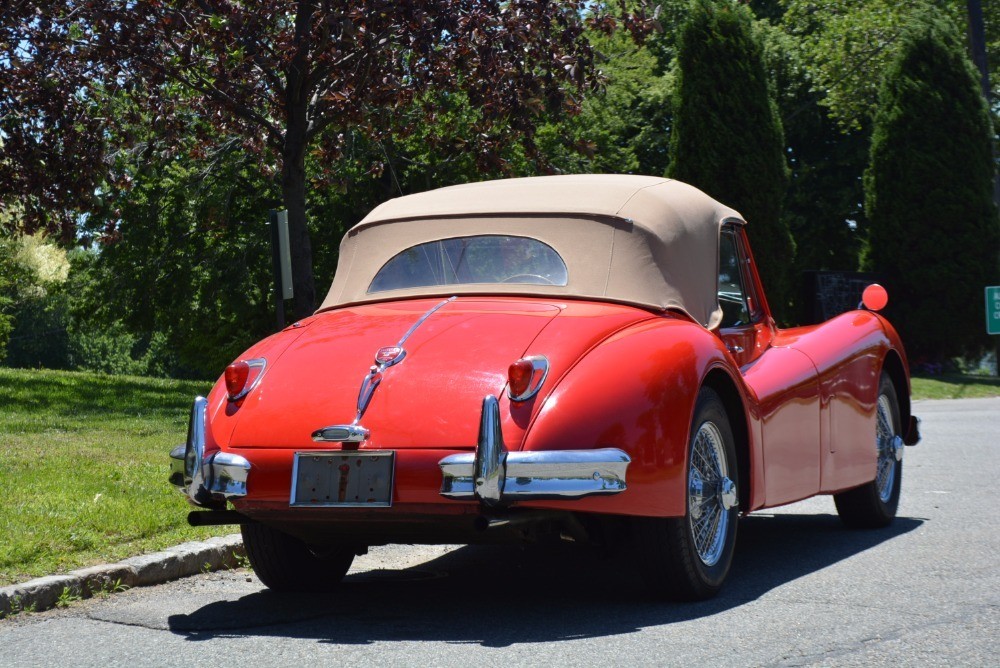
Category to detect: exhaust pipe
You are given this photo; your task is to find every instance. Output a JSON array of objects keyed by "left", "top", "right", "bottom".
[{"left": 187, "top": 510, "right": 253, "bottom": 527}]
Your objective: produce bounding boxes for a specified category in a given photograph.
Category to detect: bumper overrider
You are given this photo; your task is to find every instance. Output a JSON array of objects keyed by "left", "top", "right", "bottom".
[
  {"left": 170, "top": 395, "right": 631, "bottom": 508},
  {"left": 439, "top": 396, "right": 630, "bottom": 505},
  {"left": 169, "top": 397, "right": 250, "bottom": 508}
]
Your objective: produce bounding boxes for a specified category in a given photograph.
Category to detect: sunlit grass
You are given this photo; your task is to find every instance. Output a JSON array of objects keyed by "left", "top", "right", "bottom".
[
  {"left": 910, "top": 373, "right": 1000, "bottom": 400},
  {"left": 0, "top": 367, "right": 230, "bottom": 586}
]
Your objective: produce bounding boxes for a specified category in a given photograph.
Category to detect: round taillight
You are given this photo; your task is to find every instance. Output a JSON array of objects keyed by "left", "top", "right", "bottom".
[
  {"left": 224, "top": 358, "right": 266, "bottom": 401},
  {"left": 225, "top": 361, "right": 250, "bottom": 398},
  {"left": 508, "top": 356, "right": 549, "bottom": 402},
  {"left": 508, "top": 359, "right": 534, "bottom": 399}
]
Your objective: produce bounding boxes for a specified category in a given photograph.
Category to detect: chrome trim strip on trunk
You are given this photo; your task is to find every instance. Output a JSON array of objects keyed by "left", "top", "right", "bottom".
[
  {"left": 312, "top": 296, "right": 458, "bottom": 443},
  {"left": 397, "top": 296, "right": 457, "bottom": 346},
  {"left": 439, "top": 395, "right": 630, "bottom": 502}
]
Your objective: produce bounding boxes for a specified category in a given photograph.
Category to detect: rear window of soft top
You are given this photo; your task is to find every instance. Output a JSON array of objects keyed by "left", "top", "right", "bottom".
[{"left": 368, "top": 235, "right": 568, "bottom": 293}]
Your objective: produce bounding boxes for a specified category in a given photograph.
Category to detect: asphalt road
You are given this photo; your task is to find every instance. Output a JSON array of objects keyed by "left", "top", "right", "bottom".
[{"left": 1, "top": 397, "right": 997, "bottom": 667}]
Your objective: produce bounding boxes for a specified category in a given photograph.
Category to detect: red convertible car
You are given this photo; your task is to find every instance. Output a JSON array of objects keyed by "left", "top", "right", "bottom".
[{"left": 170, "top": 175, "right": 919, "bottom": 600}]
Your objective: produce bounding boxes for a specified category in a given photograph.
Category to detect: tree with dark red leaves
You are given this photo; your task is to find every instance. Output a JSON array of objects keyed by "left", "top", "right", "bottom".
[{"left": 1, "top": 1, "right": 643, "bottom": 319}]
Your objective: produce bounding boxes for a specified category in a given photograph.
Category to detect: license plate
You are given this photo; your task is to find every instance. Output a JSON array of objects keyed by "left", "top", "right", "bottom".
[{"left": 290, "top": 451, "right": 394, "bottom": 507}]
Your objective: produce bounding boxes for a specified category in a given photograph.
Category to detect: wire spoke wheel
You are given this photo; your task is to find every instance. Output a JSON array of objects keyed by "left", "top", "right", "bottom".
[
  {"left": 874, "top": 394, "right": 897, "bottom": 503},
  {"left": 689, "top": 421, "right": 731, "bottom": 566}
]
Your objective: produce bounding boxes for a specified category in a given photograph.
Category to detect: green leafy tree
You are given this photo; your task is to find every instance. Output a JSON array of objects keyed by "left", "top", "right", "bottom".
[
  {"left": 779, "top": 0, "right": 997, "bottom": 130},
  {"left": 668, "top": 0, "right": 793, "bottom": 316},
  {"left": 864, "top": 11, "right": 999, "bottom": 361},
  {"left": 537, "top": 29, "right": 672, "bottom": 176},
  {"left": 75, "top": 143, "right": 280, "bottom": 378},
  {"left": 0, "top": 204, "right": 21, "bottom": 359},
  {"left": 780, "top": 0, "right": 933, "bottom": 130},
  {"left": 758, "top": 16, "right": 869, "bottom": 278},
  {"left": 0, "top": 233, "right": 73, "bottom": 369},
  {"left": 0, "top": 241, "right": 17, "bottom": 362}
]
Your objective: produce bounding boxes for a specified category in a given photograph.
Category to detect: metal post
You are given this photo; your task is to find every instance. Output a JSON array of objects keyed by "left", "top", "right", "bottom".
[{"left": 269, "top": 209, "right": 286, "bottom": 330}]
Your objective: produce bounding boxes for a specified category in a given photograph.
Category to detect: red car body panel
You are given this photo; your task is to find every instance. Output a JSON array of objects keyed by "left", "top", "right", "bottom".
[{"left": 228, "top": 299, "right": 561, "bottom": 451}]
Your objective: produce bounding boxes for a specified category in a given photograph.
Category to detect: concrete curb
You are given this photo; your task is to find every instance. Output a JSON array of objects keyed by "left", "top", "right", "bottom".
[{"left": 0, "top": 534, "right": 244, "bottom": 618}]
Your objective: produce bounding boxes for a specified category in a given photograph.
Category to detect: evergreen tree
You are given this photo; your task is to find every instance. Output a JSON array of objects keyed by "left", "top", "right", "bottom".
[
  {"left": 759, "top": 19, "right": 868, "bottom": 274},
  {"left": 537, "top": 29, "right": 672, "bottom": 177},
  {"left": 668, "top": 0, "right": 793, "bottom": 317},
  {"left": 864, "top": 11, "right": 999, "bottom": 362}
]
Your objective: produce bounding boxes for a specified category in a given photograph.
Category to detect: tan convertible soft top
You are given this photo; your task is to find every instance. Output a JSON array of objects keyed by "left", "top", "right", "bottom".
[{"left": 319, "top": 175, "right": 745, "bottom": 329}]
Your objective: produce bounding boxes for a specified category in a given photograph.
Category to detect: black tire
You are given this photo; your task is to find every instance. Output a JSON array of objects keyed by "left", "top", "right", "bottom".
[
  {"left": 633, "top": 387, "right": 740, "bottom": 601},
  {"left": 834, "top": 373, "right": 903, "bottom": 529},
  {"left": 241, "top": 523, "right": 357, "bottom": 593}
]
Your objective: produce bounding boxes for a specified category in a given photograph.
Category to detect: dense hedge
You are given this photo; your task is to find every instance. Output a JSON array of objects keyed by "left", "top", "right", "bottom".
[
  {"left": 864, "top": 12, "right": 999, "bottom": 361},
  {"left": 668, "top": 0, "right": 793, "bottom": 318}
]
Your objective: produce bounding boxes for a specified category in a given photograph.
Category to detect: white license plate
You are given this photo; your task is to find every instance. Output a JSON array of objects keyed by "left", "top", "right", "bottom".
[{"left": 290, "top": 451, "right": 394, "bottom": 507}]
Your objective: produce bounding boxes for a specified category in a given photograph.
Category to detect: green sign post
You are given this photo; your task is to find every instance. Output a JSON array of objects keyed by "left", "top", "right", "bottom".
[{"left": 988, "top": 286, "right": 1000, "bottom": 336}]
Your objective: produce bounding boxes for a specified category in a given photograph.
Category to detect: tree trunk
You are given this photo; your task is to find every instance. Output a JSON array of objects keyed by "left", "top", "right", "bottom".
[
  {"left": 281, "top": 136, "right": 315, "bottom": 322},
  {"left": 281, "top": 2, "right": 317, "bottom": 323}
]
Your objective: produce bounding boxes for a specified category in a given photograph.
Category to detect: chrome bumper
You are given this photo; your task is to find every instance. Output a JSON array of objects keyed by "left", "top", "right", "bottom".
[
  {"left": 170, "top": 394, "right": 629, "bottom": 510},
  {"left": 169, "top": 396, "right": 250, "bottom": 507},
  {"left": 439, "top": 396, "right": 630, "bottom": 506}
]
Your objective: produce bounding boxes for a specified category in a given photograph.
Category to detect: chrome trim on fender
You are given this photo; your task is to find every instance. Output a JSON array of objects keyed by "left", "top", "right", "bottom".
[
  {"left": 439, "top": 395, "right": 631, "bottom": 502},
  {"left": 170, "top": 396, "right": 251, "bottom": 506}
]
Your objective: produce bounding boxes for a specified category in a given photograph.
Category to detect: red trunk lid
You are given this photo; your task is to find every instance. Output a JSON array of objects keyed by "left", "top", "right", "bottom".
[{"left": 229, "top": 298, "right": 561, "bottom": 449}]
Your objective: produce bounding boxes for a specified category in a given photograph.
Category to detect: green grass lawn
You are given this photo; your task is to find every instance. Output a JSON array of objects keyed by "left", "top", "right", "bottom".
[
  {"left": 0, "top": 367, "right": 231, "bottom": 587},
  {"left": 911, "top": 373, "right": 1000, "bottom": 400}
]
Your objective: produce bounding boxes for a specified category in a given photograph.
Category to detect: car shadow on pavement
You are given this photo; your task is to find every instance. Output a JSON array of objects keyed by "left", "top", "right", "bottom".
[{"left": 167, "top": 512, "right": 922, "bottom": 647}]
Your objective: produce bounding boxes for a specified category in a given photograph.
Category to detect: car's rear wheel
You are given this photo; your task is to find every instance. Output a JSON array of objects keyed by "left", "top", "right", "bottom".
[
  {"left": 634, "top": 387, "right": 739, "bottom": 601},
  {"left": 241, "top": 523, "right": 357, "bottom": 592},
  {"left": 834, "top": 373, "right": 903, "bottom": 528}
]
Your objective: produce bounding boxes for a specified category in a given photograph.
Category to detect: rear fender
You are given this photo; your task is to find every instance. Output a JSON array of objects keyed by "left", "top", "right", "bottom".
[
  {"left": 201, "top": 321, "right": 316, "bottom": 454},
  {"left": 701, "top": 367, "right": 758, "bottom": 513},
  {"left": 873, "top": 316, "right": 915, "bottom": 443},
  {"left": 519, "top": 318, "right": 734, "bottom": 517}
]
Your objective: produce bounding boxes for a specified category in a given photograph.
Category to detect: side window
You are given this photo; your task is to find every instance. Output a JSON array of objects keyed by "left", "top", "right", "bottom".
[{"left": 718, "top": 229, "right": 750, "bottom": 328}]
